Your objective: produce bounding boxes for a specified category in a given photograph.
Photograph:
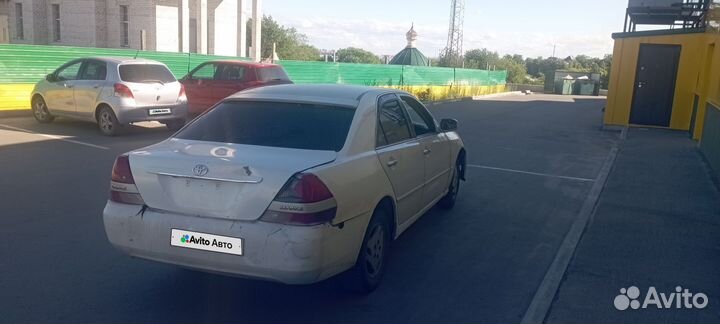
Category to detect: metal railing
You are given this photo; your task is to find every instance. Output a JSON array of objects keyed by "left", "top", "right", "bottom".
[{"left": 623, "top": 0, "right": 712, "bottom": 32}]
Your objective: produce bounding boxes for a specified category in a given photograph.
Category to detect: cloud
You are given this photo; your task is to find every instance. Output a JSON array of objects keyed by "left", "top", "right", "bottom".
[{"left": 275, "top": 15, "right": 614, "bottom": 59}]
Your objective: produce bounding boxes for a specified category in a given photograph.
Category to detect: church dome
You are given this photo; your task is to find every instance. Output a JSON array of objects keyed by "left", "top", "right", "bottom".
[{"left": 389, "top": 25, "right": 429, "bottom": 66}]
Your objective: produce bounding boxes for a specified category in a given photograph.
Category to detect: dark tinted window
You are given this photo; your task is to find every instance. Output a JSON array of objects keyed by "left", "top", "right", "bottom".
[
  {"left": 217, "top": 64, "right": 245, "bottom": 81},
  {"left": 119, "top": 64, "right": 176, "bottom": 83},
  {"left": 401, "top": 95, "right": 436, "bottom": 136},
  {"left": 257, "top": 67, "right": 290, "bottom": 81},
  {"left": 377, "top": 95, "right": 412, "bottom": 146},
  {"left": 175, "top": 101, "right": 355, "bottom": 151},
  {"left": 81, "top": 61, "right": 107, "bottom": 80}
]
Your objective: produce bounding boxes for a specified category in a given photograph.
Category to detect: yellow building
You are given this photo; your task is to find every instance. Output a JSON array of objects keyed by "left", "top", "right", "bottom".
[{"left": 604, "top": 1, "right": 720, "bottom": 172}]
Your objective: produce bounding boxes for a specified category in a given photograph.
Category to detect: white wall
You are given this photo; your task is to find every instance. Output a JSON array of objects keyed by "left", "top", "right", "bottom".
[
  {"left": 155, "top": 4, "right": 177, "bottom": 52},
  {"left": 212, "top": 0, "right": 235, "bottom": 56}
]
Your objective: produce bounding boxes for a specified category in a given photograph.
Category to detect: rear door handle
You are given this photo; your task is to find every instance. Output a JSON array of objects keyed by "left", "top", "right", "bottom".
[
  {"left": 423, "top": 148, "right": 432, "bottom": 155},
  {"left": 64, "top": 84, "right": 73, "bottom": 88},
  {"left": 92, "top": 85, "right": 100, "bottom": 89},
  {"left": 387, "top": 159, "right": 398, "bottom": 167}
]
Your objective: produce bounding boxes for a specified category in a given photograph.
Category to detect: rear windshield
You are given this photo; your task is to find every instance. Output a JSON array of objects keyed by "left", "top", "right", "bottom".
[
  {"left": 175, "top": 101, "right": 355, "bottom": 151},
  {"left": 257, "top": 67, "right": 290, "bottom": 81},
  {"left": 119, "top": 64, "right": 176, "bottom": 83}
]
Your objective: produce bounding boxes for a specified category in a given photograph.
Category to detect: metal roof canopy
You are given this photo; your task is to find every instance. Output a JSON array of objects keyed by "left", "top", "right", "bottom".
[{"left": 623, "top": 0, "right": 711, "bottom": 32}]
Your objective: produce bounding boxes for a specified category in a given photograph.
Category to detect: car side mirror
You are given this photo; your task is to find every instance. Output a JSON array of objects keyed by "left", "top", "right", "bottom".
[
  {"left": 45, "top": 74, "right": 56, "bottom": 82},
  {"left": 440, "top": 118, "right": 458, "bottom": 132}
]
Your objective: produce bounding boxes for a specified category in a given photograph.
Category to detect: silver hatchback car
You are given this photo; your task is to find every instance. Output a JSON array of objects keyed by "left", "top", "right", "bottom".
[{"left": 31, "top": 57, "right": 188, "bottom": 136}]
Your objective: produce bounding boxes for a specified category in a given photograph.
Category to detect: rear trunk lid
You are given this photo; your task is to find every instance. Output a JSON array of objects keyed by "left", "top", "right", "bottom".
[
  {"left": 128, "top": 138, "right": 336, "bottom": 220},
  {"left": 118, "top": 63, "right": 180, "bottom": 106},
  {"left": 128, "top": 81, "right": 181, "bottom": 106}
]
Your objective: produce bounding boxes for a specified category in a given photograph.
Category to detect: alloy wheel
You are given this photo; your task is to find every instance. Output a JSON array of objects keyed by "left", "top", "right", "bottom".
[
  {"left": 99, "top": 111, "right": 113, "bottom": 133},
  {"left": 364, "top": 224, "right": 385, "bottom": 278},
  {"left": 33, "top": 100, "right": 47, "bottom": 120}
]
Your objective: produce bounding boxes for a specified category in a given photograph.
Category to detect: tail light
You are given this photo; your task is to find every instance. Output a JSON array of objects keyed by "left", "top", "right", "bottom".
[
  {"left": 260, "top": 173, "right": 336, "bottom": 226},
  {"left": 178, "top": 84, "right": 187, "bottom": 102},
  {"left": 113, "top": 83, "right": 134, "bottom": 99},
  {"left": 109, "top": 155, "right": 144, "bottom": 205}
]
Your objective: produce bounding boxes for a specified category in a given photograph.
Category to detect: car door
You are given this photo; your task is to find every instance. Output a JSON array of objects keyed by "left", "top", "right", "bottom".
[
  {"left": 182, "top": 62, "right": 218, "bottom": 114},
  {"left": 45, "top": 60, "right": 83, "bottom": 114},
  {"left": 400, "top": 95, "right": 452, "bottom": 206},
  {"left": 73, "top": 59, "right": 107, "bottom": 119},
  {"left": 375, "top": 94, "right": 426, "bottom": 225},
  {"left": 214, "top": 63, "right": 248, "bottom": 98}
]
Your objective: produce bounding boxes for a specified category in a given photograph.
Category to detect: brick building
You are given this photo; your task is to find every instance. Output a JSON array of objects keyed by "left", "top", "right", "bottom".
[{"left": 4, "top": 0, "right": 260, "bottom": 58}]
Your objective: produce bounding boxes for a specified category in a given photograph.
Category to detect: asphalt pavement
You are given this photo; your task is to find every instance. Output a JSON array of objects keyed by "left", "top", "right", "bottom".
[{"left": 0, "top": 94, "right": 637, "bottom": 323}]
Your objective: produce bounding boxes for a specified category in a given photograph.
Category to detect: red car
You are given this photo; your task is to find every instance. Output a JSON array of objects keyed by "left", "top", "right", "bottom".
[{"left": 180, "top": 60, "right": 293, "bottom": 115}]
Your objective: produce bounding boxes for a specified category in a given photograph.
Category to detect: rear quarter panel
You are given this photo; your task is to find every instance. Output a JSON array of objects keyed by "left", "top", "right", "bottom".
[
  {"left": 308, "top": 91, "right": 397, "bottom": 263},
  {"left": 312, "top": 91, "right": 395, "bottom": 227}
]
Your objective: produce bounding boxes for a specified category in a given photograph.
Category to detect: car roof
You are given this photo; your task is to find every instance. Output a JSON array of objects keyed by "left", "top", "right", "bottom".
[
  {"left": 228, "top": 84, "right": 399, "bottom": 107},
  {"left": 84, "top": 56, "right": 166, "bottom": 65},
  {"left": 204, "top": 60, "right": 281, "bottom": 68}
]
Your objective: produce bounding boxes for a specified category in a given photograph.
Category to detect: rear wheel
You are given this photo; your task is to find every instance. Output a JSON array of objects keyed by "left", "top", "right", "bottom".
[
  {"left": 164, "top": 119, "right": 186, "bottom": 131},
  {"left": 439, "top": 159, "right": 462, "bottom": 209},
  {"left": 32, "top": 96, "right": 54, "bottom": 123},
  {"left": 97, "top": 106, "right": 121, "bottom": 136},
  {"left": 344, "top": 207, "right": 391, "bottom": 293}
]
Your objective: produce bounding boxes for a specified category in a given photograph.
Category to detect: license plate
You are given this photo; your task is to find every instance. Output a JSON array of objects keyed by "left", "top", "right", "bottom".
[
  {"left": 149, "top": 108, "right": 171, "bottom": 115},
  {"left": 170, "top": 229, "right": 243, "bottom": 256}
]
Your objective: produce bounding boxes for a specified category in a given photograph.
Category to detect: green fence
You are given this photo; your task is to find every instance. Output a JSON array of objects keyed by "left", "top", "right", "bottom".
[
  {"left": 0, "top": 44, "right": 506, "bottom": 86},
  {"left": 279, "top": 60, "right": 506, "bottom": 86},
  {"left": 0, "top": 44, "right": 246, "bottom": 83},
  {"left": 0, "top": 44, "right": 507, "bottom": 110}
]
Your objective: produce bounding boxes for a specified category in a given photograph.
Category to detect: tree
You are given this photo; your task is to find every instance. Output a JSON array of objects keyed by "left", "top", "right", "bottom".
[
  {"left": 437, "top": 52, "right": 463, "bottom": 68},
  {"left": 496, "top": 58, "right": 528, "bottom": 84},
  {"left": 246, "top": 15, "right": 321, "bottom": 61},
  {"left": 463, "top": 48, "right": 500, "bottom": 70},
  {"left": 335, "top": 47, "right": 382, "bottom": 64}
]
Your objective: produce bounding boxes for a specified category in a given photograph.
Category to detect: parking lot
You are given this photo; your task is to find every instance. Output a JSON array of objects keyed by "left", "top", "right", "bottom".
[{"left": 4, "top": 94, "right": 717, "bottom": 324}]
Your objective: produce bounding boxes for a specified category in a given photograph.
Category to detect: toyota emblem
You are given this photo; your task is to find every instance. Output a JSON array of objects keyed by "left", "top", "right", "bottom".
[{"left": 193, "top": 164, "right": 209, "bottom": 176}]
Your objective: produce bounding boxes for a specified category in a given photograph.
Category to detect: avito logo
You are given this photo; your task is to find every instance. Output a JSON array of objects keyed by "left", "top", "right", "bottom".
[
  {"left": 179, "top": 234, "right": 233, "bottom": 249},
  {"left": 614, "top": 286, "right": 709, "bottom": 311}
]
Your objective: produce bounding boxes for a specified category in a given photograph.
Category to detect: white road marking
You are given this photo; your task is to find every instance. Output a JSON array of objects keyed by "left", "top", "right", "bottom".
[
  {"left": 519, "top": 130, "right": 624, "bottom": 324},
  {"left": 467, "top": 164, "right": 595, "bottom": 182},
  {"left": 0, "top": 124, "right": 109, "bottom": 150}
]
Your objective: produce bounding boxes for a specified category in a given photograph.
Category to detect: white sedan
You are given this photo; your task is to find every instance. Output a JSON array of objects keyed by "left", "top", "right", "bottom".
[{"left": 103, "top": 84, "right": 466, "bottom": 292}]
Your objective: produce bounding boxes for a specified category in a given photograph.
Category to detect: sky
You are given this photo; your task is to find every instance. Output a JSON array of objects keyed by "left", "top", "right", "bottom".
[{"left": 257, "top": 0, "right": 631, "bottom": 59}]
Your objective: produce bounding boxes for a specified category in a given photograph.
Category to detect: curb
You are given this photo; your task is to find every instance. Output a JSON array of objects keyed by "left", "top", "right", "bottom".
[
  {"left": 0, "top": 110, "right": 32, "bottom": 118},
  {"left": 424, "top": 91, "right": 522, "bottom": 107}
]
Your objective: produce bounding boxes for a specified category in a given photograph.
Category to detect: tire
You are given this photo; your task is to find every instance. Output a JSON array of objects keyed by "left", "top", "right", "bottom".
[
  {"left": 96, "top": 106, "right": 121, "bottom": 136},
  {"left": 32, "top": 96, "right": 55, "bottom": 123},
  {"left": 439, "top": 159, "right": 462, "bottom": 210},
  {"left": 164, "top": 119, "right": 186, "bottom": 131},
  {"left": 344, "top": 207, "right": 392, "bottom": 293}
]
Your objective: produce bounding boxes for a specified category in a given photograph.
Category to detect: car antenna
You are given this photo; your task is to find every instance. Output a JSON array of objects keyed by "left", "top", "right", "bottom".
[{"left": 133, "top": 49, "right": 140, "bottom": 59}]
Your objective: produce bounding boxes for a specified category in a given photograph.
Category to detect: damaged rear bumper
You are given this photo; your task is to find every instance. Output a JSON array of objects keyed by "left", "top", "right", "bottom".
[{"left": 103, "top": 201, "right": 367, "bottom": 284}]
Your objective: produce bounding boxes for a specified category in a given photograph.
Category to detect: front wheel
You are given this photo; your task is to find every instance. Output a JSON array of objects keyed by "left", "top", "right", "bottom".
[
  {"left": 344, "top": 207, "right": 391, "bottom": 293},
  {"left": 439, "top": 160, "right": 462, "bottom": 210},
  {"left": 32, "top": 97, "right": 55, "bottom": 123}
]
